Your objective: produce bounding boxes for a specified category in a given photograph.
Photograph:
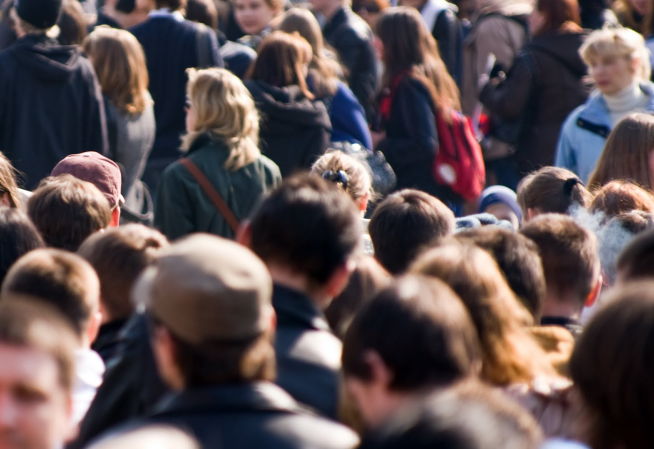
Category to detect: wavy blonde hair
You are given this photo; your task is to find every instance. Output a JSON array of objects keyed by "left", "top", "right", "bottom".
[{"left": 182, "top": 68, "right": 261, "bottom": 171}]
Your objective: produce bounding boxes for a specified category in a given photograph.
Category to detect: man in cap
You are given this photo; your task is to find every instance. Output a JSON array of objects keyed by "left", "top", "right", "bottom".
[
  {"left": 0, "top": 0, "right": 107, "bottom": 189},
  {"left": 119, "top": 234, "right": 359, "bottom": 448},
  {"left": 52, "top": 152, "right": 124, "bottom": 227}
]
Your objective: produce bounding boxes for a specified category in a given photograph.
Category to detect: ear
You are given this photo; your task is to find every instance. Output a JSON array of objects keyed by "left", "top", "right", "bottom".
[
  {"left": 324, "top": 259, "right": 356, "bottom": 300},
  {"left": 526, "top": 208, "right": 539, "bottom": 222},
  {"left": 363, "top": 350, "right": 394, "bottom": 390},
  {"left": 359, "top": 192, "right": 371, "bottom": 214},
  {"left": 585, "top": 274, "right": 602, "bottom": 308},
  {"left": 237, "top": 220, "right": 252, "bottom": 248},
  {"left": 152, "top": 326, "right": 185, "bottom": 391},
  {"left": 87, "top": 309, "right": 103, "bottom": 346},
  {"left": 110, "top": 207, "right": 121, "bottom": 227}
]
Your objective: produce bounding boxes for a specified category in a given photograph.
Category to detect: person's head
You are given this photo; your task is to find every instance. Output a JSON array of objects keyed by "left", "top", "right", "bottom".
[
  {"left": 375, "top": 7, "right": 460, "bottom": 114},
  {"left": 342, "top": 275, "right": 481, "bottom": 428},
  {"left": 183, "top": 68, "right": 260, "bottom": 171},
  {"left": 455, "top": 227, "right": 546, "bottom": 323},
  {"left": 580, "top": 27, "right": 650, "bottom": 95},
  {"left": 88, "top": 426, "right": 199, "bottom": 449},
  {"left": 352, "top": 0, "right": 389, "bottom": 28},
  {"left": 613, "top": 0, "right": 652, "bottom": 35},
  {"left": 155, "top": 0, "right": 184, "bottom": 12},
  {"left": 11, "top": 0, "right": 62, "bottom": 37},
  {"left": 588, "top": 114, "right": 654, "bottom": 191},
  {"left": 56, "top": 0, "right": 86, "bottom": 45},
  {"left": 185, "top": 0, "right": 218, "bottom": 30},
  {"left": 77, "top": 225, "right": 168, "bottom": 324},
  {"left": 616, "top": 228, "right": 654, "bottom": 283},
  {"left": 232, "top": 0, "right": 283, "bottom": 36},
  {"left": 517, "top": 166, "right": 592, "bottom": 221},
  {"left": 529, "top": 0, "right": 581, "bottom": 37},
  {"left": 28, "top": 175, "right": 111, "bottom": 251},
  {"left": 570, "top": 282, "right": 654, "bottom": 449},
  {"left": 0, "top": 298, "right": 78, "bottom": 449},
  {"left": 83, "top": 27, "right": 151, "bottom": 117},
  {"left": 311, "top": 150, "right": 373, "bottom": 215},
  {"left": 0, "top": 153, "right": 23, "bottom": 209},
  {"left": 368, "top": 190, "right": 455, "bottom": 274},
  {"left": 0, "top": 208, "right": 45, "bottom": 286},
  {"left": 51, "top": 152, "right": 123, "bottom": 226},
  {"left": 308, "top": 0, "right": 343, "bottom": 18},
  {"left": 477, "top": 185, "right": 522, "bottom": 230},
  {"left": 411, "top": 242, "right": 556, "bottom": 386},
  {"left": 248, "top": 31, "right": 314, "bottom": 99},
  {"left": 358, "top": 382, "right": 543, "bottom": 449},
  {"left": 520, "top": 215, "right": 600, "bottom": 318},
  {"left": 244, "top": 174, "right": 361, "bottom": 305},
  {"left": 2, "top": 249, "right": 101, "bottom": 347},
  {"left": 133, "top": 235, "right": 275, "bottom": 390},
  {"left": 590, "top": 179, "right": 654, "bottom": 220}
]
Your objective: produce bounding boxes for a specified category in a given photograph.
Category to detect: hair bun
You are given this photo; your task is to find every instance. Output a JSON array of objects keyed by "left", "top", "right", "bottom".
[
  {"left": 563, "top": 178, "right": 582, "bottom": 196},
  {"left": 322, "top": 170, "right": 349, "bottom": 191}
]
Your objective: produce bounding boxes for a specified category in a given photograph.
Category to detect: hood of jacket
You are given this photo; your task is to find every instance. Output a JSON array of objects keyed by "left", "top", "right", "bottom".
[
  {"left": 529, "top": 32, "right": 588, "bottom": 78},
  {"left": 246, "top": 80, "right": 332, "bottom": 132},
  {"left": 9, "top": 34, "right": 81, "bottom": 82}
]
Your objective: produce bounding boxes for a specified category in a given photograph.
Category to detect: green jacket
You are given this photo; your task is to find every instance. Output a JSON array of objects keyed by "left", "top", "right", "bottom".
[{"left": 154, "top": 134, "right": 281, "bottom": 241}]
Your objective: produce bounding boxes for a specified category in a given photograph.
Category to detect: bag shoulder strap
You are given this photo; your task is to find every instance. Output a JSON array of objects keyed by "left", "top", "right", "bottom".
[{"left": 179, "top": 158, "right": 240, "bottom": 233}]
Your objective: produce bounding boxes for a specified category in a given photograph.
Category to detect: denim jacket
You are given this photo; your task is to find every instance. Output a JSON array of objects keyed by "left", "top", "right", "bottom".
[{"left": 555, "top": 82, "right": 654, "bottom": 183}]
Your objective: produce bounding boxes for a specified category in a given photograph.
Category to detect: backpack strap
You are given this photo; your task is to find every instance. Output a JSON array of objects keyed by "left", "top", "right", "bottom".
[{"left": 179, "top": 158, "right": 240, "bottom": 234}]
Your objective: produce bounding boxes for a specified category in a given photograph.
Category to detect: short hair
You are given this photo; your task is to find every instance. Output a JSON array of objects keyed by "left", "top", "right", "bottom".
[
  {"left": 359, "top": 382, "right": 542, "bottom": 449},
  {"left": 590, "top": 180, "right": 654, "bottom": 220},
  {"left": 249, "top": 174, "right": 361, "bottom": 288},
  {"left": 520, "top": 215, "right": 599, "bottom": 309},
  {"left": 342, "top": 275, "right": 480, "bottom": 390},
  {"left": 77, "top": 225, "right": 169, "bottom": 322},
  {"left": 57, "top": 0, "right": 87, "bottom": 45},
  {"left": 28, "top": 175, "right": 111, "bottom": 252},
  {"left": 2, "top": 249, "right": 100, "bottom": 336},
  {"left": 185, "top": 0, "right": 218, "bottom": 30},
  {"left": 456, "top": 227, "right": 546, "bottom": 322},
  {"left": 617, "top": 228, "right": 654, "bottom": 282},
  {"left": 517, "top": 166, "right": 591, "bottom": 217},
  {"left": 0, "top": 297, "right": 78, "bottom": 393},
  {"left": 155, "top": 0, "right": 186, "bottom": 12},
  {"left": 369, "top": 190, "right": 455, "bottom": 274},
  {"left": 569, "top": 282, "right": 654, "bottom": 448},
  {"left": 0, "top": 208, "right": 45, "bottom": 286}
]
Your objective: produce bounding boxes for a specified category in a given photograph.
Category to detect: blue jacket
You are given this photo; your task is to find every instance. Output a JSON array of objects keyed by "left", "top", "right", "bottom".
[
  {"left": 329, "top": 81, "right": 372, "bottom": 150},
  {"left": 555, "top": 82, "right": 654, "bottom": 183}
]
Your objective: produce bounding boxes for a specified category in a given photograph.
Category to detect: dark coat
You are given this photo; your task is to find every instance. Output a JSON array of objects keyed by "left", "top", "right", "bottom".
[
  {"left": 428, "top": 2, "right": 463, "bottom": 84},
  {"left": 154, "top": 134, "right": 281, "bottom": 241},
  {"left": 322, "top": 6, "right": 378, "bottom": 121},
  {"left": 479, "top": 32, "right": 591, "bottom": 173},
  {"left": 273, "top": 285, "right": 342, "bottom": 420},
  {"left": 0, "top": 35, "right": 108, "bottom": 189},
  {"left": 245, "top": 81, "right": 332, "bottom": 177},
  {"left": 120, "top": 383, "right": 359, "bottom": 449},
  {"left": 92, "top": 319, "right": 128, "bottom": 364}
]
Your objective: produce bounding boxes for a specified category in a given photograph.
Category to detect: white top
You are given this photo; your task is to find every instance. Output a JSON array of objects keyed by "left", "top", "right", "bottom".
[
  {"left": 71, "top": 349, "right": 105, "bottom": 428},
  {"left": 604, "top": 82, "right": 649, "bottom": 125},
  {"left": 421, "top": 0, "right": 451, "bottom": 33}
]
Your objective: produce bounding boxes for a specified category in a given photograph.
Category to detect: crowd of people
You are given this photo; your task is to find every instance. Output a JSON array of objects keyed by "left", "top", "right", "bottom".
[{"left": 2, "top": 0, "right": 654, "bottom": 446}]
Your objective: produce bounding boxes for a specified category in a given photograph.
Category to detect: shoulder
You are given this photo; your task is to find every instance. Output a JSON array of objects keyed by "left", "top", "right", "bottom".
[
  {"left": 273, "top": 415, "right": 360, "bottom": 449},
  {"left": 338, "top": 9, "right": 373, "bottom": 42}
]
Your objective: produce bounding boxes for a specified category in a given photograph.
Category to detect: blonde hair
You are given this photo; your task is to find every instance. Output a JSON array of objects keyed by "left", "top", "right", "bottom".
[
  {"left": 83, "top": 27, "right": 152, "bottom": 115},
  {"left": 182, "top": 68, "right": 260, "bottom": 171},
  {"left": 580, "top": 27, "right": 651, "bottom": 82},
  {"left": 411, "top": 242, "right": 557, "bottom": 386},
  {"left": 311, "top": 150, "right": 373, "bottom": 203}
]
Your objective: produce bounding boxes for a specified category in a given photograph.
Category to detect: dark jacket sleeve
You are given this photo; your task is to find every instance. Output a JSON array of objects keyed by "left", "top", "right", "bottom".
[
  {"left": 376, "top": 78, "right": 438, "bottom": 167},
  {"left": 154, "top": 164, "right": 197, "bottom": 241},
  {"left": 208, "top": 29, "right": 224, "bottom": 68},
  {"left": 433, "top": 8, "right": 463, "bottom": 84},
  {"left": 83, "top": 63, "right": 109, "bottom": 155},
  {"left": 338, "top": 30, "right": 377, "bottom": 122},
  {"left": 331, "top": 83, "right": 373, "bottom": 149},
  {"left": 479, "top": 52, "right": 535, "bottom": 121}
]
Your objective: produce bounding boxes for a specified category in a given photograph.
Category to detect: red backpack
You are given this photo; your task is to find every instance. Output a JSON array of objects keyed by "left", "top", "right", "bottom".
[{"left": 379, "top": 74, "right": 485, "bottom": 201}]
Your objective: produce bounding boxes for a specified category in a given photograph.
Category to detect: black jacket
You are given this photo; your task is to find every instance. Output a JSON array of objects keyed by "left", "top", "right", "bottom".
[
  {"left": 0, "top": 35, "right": 108, "bottom": 189},
  {"left": 322, "top": 7, "right": 378, "bottom": 121},
  {"left": 429, "top": 4, "right": 463, "bottom": 84},
  {"left": 479, "top": 32, "right": 590, "bottom": 173},
  {"left": 273, "top": 285, "right": 342, "bottom": 420},
  {"left": 120, "top": 383, "right": 359, "bottom": 449},
  {"left": 92, "top": 319, "right": 128, "bottom": 364},
  {"left": 245, "top": 81, "right": 332, "bottom": 177}
]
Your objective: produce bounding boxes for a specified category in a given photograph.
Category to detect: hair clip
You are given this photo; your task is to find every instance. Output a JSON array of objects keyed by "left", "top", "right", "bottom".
[
  {"left": 322, "top": 170, "right": 348, "bottom": 191},
  {"left": 563, "top": 178, "right": 581, "bottom": 196}
]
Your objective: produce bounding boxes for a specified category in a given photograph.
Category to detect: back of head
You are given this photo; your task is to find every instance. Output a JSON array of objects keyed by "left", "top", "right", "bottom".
[
  {"left": 590, "top": 180, "right": 654, "bottom": 220},
  {"left": 28, "top": 175, "right": 111, "bottom": 251},
  {"left": 517, "top": 167, "right": 591, "bottom": 218},
  {"left": 456, "top": 227, "right": 546, "bottom": 322},
  {"left": 359, "top": 382, "right": 542, "bottom": 449},
  {"left": 342, "top": 275, "right": 480, "bottom": 390},
  {"left": 185, "top": 0, "right": 218, "bottom": 30},
  {"left": 249, "top": 174, "right": 361, "bottom": 288},
  {"left": 2, "top": 249, "right": 99, "bottom": 337},
  {"left": 0, "top": 208, "right": 45, "bottom": 286},
  {"left": 57, "top": 0, "right": 87, "bottom": 45},
  {"left": 369, "top": 189, "right": 455, "bottom": 274},
  {"left": 520, "top": 214, "right": 599, "bottom": 311},
  {"left": 570, "top": 282, "right": 654, "bottom": 448},
  {"left": 534, "top": 0, "right": 581, "bottom": 35},
  {"left": 77, "top": 224, "right": 169, "bottom": 323},
  {"left": 311, "top": 150, "right": 373, "bottom": 205},
  {"left": 616, "top": 228, "right": 654, "bottom": 282}
]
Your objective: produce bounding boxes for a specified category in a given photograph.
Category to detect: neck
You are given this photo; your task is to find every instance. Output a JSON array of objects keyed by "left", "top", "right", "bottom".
[
  {"left": 321, "top": 2, "right": 343, "bottom": 21},
  {"left": 604, "top": 81, "right": 643, "bottom": 112},
  {"left": 267, "top": 265, "right": 329, "bottom": 310},
  {"left": 541, "top": 293, "right": 582, "bottom": 321}
]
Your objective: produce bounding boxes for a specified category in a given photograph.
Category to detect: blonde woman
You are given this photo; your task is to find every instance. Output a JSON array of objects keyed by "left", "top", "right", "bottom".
[
  {"left": 556, "top": 27, "right": 654, "bottom": 183},
  {"left": 84, "top": 27, "right": 155, "bottom": 218},
  {"left": 154, "top": 68, "right": 281, "bottom": 240}
]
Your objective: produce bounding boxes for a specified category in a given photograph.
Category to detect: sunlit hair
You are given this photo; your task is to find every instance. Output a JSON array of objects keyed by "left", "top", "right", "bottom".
[
  {"left": 83, "top": 27, "right": 151, "bottom": 115},
  {"left": 182, "top": 68, "right": 261, "bottom": 171},
  {"left": 311, "top": 150, "right": 373, "bottom": 203},
  {"left": 411, "top": 242, "right": 556, "bottom": 386},
  {"left": 612, "top": 0, "right": 654, "bottom": 36},
  {"left": 590, "top": 180, "right": 654, "bottom": 220},
  {"left": 588, "top": 113, "right": 654, "bottom": 191},
  {"left": 0, "top": 153, "right": 23, "bottom": 208},
  {"left": 580, "top": 27, "right": 651, "bottom": 82},
  {"left": 376, "top": 7, "right": 460, "bottom": 114}
]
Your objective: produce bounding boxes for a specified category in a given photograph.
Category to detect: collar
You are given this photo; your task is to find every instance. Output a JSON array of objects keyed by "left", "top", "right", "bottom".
[
  {"left": 74, "top": 349, "right": 106, "bottom": 388},
  {"left": 148, "top": 8, "right": 185, "bottom": 22},
  {"left": 272, "top": 285, "right": 332, "bottom": 332},
  {"left": 579, "top": 82, "right": 654, "bottom": 127},
  {"left": 98, "top": 318, "right": 128, "bottom": 336},
  {"left": 151, "top": 382, "right": 303, "bottom": 416},
  {"left": 421, "top": 0, "right": 451, "bottom": 32}
]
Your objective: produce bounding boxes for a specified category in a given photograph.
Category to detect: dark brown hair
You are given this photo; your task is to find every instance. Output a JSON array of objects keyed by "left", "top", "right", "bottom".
[
  {"left": 27, "top": 175, "right": 111, "bottom": 252},
  {"left": 590, "top": 180, "right": 654, "bottom": 221},
  {"left": 534, "top": 0, "right": 582, "bottom": 36},
  {"left": 0, "top": 208, "right": 45, "bottom": 286},
  {"left": 57, "top": 0, "right": 87, "bottom": 45},
  {"left": 616, "top": 228, "right": 654, "bottom": 282},
  {"left": 517, "top": 166, "right": 592, "bottom": 217},
  {"left": 520, "top": 214, "right": 599, "bottom": 310},
  {"left": 78, "top": 225, "right": 169, "bottom": 322},
  {"left": 186, "top": 0, "right": 218, "bottom": 30}
]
